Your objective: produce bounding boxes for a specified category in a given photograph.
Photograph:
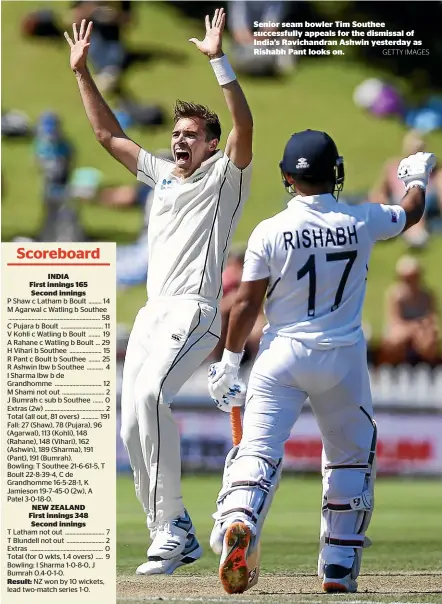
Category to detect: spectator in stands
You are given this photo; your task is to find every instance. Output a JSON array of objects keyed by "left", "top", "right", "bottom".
[
  {"left": 71, "top": 1, "right": 132, "bottom": 93},
  {"left": 34, "top": 111, "right": 85, "bottom": 242},
  {"left": 380, "top": 256, "right": 440, "bottom": 366},
  {"left": 227, "top": 1, "right": 296, "bottom": 76},
  {"left": 370, "top": 130, "right": 442, "bottom": 248},
  {"left": 209, "top": 247, "right": 266, "bottom": 363},
  {"left": 115, "top": 188, "right": 151, "bottom": 287},
  {"left": 71, "top": 2, "right": 165, "bottom": 125},
  {"left": 35, "top": 111, "right": 74, "bottom": 202},
  {"left": 98, "top": 180, "right": 151, "bottom": 208},
  {"left": 72, "top": 148, "right": 174, "bottom": 210}
]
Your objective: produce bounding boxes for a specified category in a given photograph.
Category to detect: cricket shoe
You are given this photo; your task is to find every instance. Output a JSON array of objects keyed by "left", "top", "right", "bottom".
[
  {"left": 322, "top": 564, "right": 358, "bottom": 593},
  {"left": 210, "top": 513, "right": 255, "bottom": 555},
  {"left": 219, "top": 521, "right": 252, "bottom": 594},
  {"left": 209, "top": 518, "right": 224, "bottom": 555},
  {"left": 136, "top": 533, "right": 202, "bottom": 576},
  {"left": 136, "top": 510, "right": 194, "bottom": 575}
]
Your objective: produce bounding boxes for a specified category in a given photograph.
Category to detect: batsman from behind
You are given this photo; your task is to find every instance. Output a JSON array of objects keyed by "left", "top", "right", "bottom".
[
  {"left": 208, "top": 131, "right": 435, "bottom": 594},
  {"left": 65, "top": 8, "right": 253, "bottom": 575}
]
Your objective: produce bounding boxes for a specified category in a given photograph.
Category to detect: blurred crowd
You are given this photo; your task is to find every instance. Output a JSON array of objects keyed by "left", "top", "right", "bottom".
[
  {"left": 3, "top": 0, "right": 441, "bottom": 369},
  {"left": 370, "top": 130, "right": 442, "bottom": 248},
  {"left": 379, "top": 256, "right": 440, "bottom": 366}
]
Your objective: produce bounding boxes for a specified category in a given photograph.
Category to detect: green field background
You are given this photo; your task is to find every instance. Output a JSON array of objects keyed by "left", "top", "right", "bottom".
[
  {"left": 117, "top": 474, "right": 442, "bottom": 576},
  {"left": 2, "top": 1, "right": 442, "bottom": 339}
]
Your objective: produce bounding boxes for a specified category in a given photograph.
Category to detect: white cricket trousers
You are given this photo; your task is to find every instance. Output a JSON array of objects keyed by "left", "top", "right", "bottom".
[
  {"left": 240, "top": 333, "right": 374, "bottom": 462},
  {"left": 120, "top": 296, "right": 220, "bottom": 531},
  {"left": 238, "top": 333, "right": 376, "bottom": 569}
]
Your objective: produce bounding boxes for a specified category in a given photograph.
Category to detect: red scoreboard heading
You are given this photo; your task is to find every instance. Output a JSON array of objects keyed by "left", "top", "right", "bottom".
[{"left": 16, "top": 247, "right": 101, "bottom": 260}]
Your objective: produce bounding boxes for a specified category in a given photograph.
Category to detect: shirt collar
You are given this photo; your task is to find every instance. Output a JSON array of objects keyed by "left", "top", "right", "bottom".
[
  {"left": 191, "top": 150, "right": 223, "bottom": 177},
  {"left": 287, "top": 193, "right": 336, "bottom": 209}
]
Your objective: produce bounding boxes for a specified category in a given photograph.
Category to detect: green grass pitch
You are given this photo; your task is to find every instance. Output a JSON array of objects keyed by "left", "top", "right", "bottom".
[{"left": 117, "top": 474, "right": 442, "bottom": 603}]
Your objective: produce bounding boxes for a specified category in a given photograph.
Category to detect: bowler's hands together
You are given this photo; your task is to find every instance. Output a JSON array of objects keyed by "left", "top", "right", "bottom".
[{"left": 189, "top": 7, "right": 225, "bottom": 59}]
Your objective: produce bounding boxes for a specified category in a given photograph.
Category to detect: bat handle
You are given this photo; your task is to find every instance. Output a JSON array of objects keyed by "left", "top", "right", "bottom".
[
  {"left": 230, "top": 405, "right": 261, "bottom": 592},
  {"left": 231, "top": 406, "right": 243, "bottom": 447}
]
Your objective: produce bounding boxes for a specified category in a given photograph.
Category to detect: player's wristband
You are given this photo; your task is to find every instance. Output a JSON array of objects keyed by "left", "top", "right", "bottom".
[
  {"left": 210, "top": 55, "right": 236, "bottom": 86},
  {"left": 405, "top": 180, "right": 426, "bottom": 192},
  {"left": 222, "top": 349, "right": 243, "bottom": 368}
]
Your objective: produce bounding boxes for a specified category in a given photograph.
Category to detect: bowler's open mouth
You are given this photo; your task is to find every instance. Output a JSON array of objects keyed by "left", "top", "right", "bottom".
[{"left": 175, "top": 150, "right": 190, "bottom": 162}]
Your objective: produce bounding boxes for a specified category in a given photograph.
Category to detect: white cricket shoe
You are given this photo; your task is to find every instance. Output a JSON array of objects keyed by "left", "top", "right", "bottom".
[
  {"left": 135, "top": 509, "right": 195, "bottom": 575},
  {"left": 322, "top": 564, "right": 358, "bottom": 593},
  {"left": 136, "top": 533, "right": 202, "bottom": 576},
  {"left": 148, "top": 509, "right": 193, "bottom": 560}
]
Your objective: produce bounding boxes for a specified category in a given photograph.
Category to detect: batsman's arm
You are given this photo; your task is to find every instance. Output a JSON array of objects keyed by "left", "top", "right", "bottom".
[
  {"left": 370, "top": 153, "right": 435, "bottom": 242},
  {"left": 73, "top": 66, "right": 140, "bottom": 175},
  {"left": 225, "top": 279, "right": 268, "bottom": 353},
  {"left": 400, "top": 186, "right": 426, "bottom": 231},
  {"left": 225, "top": 222, "right": 271, "bottom": 353},
  {"left": 396, "top": 151, "right": 436, "bottom": 232}
]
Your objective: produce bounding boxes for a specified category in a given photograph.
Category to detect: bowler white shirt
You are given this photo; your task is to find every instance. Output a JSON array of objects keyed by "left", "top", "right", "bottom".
[
  {"left": 137, "top": 148, "right": 252, "bottom": 300},
  {"left": 242, "top": 194, "right": 406, "bottom": 348}
]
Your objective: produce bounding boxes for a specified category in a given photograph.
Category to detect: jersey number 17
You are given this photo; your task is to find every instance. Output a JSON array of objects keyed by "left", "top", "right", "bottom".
[{"left": 297, "top": 250, "right": 358, "bottom": 317}]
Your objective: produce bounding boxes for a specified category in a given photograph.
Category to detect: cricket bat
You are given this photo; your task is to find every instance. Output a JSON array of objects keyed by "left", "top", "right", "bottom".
[{"left": 230, "top": 406, "right": 261, "bottom": 591}]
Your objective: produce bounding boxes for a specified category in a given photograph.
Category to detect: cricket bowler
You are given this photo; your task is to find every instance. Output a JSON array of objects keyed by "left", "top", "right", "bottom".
[
  {"left": 65, "top": 8, "right": 253, "bottom": 575},
  {"left": 208, "top": 130, "right": 435, "bottom": 593}
]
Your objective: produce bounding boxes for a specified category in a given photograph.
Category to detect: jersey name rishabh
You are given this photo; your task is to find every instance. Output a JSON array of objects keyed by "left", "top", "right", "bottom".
[
  {"left": 283, "top": 225, "right": 358, "bottom": 250},
  {"left": 242, "top": 193, "right": 406, "bottom": 348}
]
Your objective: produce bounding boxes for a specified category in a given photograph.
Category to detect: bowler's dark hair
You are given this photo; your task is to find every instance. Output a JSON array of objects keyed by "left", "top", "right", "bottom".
[{"left": 174, "top": 100, "right": 221, "bottom": 142}]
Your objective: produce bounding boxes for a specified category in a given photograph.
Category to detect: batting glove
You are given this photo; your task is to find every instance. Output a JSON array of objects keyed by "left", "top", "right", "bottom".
[
  {"left": 397, "top": 151, "right": 436, "bottom": 192},
  {"left": 208, "top": 349, "right": 246, "bottom": 413}
]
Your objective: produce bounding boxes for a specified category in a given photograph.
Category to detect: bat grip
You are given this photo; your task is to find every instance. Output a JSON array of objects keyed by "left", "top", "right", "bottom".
[{"left": 231, "top": 406, "right": 242, "bottom": 446}]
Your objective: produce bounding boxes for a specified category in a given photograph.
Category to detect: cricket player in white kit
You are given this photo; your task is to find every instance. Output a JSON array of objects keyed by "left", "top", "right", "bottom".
[
  {"left": 207, "top": 129, "right": 435, "bottom": 594},
  {"left": 65, "top": 8, "right": 253, "bottom": 575}
]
